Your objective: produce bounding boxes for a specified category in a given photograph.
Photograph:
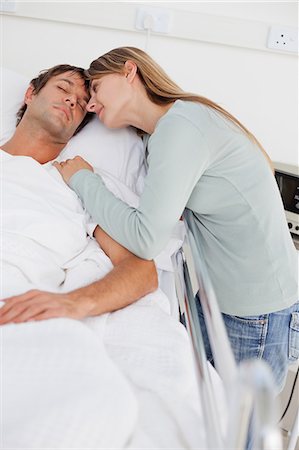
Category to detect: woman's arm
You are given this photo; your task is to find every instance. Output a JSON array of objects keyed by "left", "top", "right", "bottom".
[{"left": 67, "top": 116, "right": 209, "bottom": 259}]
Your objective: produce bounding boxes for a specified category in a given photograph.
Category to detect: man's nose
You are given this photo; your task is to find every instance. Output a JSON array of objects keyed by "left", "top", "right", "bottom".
[{"left": 65, "top": 94, "right": 76, "bottom": 108}]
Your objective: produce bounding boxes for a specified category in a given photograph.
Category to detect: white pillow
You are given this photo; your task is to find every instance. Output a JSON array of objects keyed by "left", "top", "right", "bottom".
[
  {"left": 0, "top": 67, "right": 30, "bottom": 144},
  {"left": 0, "top": 67, "right": 145, "bottom": 192}
]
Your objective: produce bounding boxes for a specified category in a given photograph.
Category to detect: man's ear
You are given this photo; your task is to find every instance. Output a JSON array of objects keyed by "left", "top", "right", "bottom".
[
  {"left": 124, "top": 60, "right": 137, "bottom": 82},
  {"left": 24, "top": 84, "right": 35, "bottom": 105}
]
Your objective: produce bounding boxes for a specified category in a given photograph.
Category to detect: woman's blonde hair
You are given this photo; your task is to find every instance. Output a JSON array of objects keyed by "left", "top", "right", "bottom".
[{"left": 87, "top": 46, "right": 271, "bottom": 166}]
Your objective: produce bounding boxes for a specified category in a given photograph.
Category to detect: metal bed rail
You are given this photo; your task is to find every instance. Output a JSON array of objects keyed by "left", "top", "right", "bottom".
[{"left": 172, "top": 216, "right": 283, "bottom": 449}]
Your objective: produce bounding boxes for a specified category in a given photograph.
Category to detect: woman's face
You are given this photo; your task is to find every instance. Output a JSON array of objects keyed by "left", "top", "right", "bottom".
[{"left": 86, "top": 73, "right": 131, "bottom": 128}]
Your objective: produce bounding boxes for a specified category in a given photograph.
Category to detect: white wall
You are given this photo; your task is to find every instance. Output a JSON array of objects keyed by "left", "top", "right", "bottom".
[{"left": 1, "top": 1, "right": 298, "bottom": 165}]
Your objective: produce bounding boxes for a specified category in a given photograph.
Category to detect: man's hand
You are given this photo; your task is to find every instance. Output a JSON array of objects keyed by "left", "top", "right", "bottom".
[
  {"left": 0, "top": 290, "right": 94, "bottom": 325},
  {"left": 0, "top": 230, "right": 158, "bottom": 326},
  {"left": 53, "top": 156, "right": 94, "bottom": 184}
]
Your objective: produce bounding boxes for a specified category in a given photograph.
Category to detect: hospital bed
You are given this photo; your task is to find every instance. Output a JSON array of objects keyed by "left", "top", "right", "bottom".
[{"left": 0, "top": 66, "right": 286, "bottom": 449}]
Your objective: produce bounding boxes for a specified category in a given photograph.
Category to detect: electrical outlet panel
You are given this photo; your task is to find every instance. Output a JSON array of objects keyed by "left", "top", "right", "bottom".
[
  {"left": 0, "top": 0, "right": 16, "bottom": 12},
  {"left": 267, "top": 25, "right": 298, "bottom": 53},
  {"left": 135, "top": 7, "right": 171, "bottom": 34}
]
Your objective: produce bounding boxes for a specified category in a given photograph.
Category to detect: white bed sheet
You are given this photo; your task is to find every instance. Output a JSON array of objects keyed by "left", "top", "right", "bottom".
[{"left": 2, "top": 289, "right": 226, "bottom": 449}]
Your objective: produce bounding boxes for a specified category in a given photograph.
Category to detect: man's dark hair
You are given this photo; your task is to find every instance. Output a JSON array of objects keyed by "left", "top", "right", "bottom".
[{"left": 16, "top": 64, "right": 93, "bottom": 135}]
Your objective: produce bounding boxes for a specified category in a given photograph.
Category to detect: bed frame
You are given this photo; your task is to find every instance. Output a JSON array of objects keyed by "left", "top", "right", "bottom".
[{"left": 172, "top": 216, "right": 284, "bottom": 449}]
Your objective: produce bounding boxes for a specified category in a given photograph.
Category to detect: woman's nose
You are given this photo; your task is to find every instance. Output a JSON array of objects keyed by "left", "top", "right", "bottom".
[{"left": 86, "top": 99, "right": 96, "bottom": 112}]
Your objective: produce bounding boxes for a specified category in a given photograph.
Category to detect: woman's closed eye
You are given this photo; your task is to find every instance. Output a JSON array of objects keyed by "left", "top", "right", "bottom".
[{"left": 91, "top": 80, "right": 100, "bottom": 94}]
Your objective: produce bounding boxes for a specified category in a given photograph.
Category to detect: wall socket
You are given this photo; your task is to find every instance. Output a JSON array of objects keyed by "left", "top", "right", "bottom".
[
  {"left": 0, "top": 0, "right": 16, "bottom": 12},
  {"left": 135, "top": 7, "right": 171, "bottom": 34},
  {"left": 267, "top": 25, "right": 298, "bottom": 53}
]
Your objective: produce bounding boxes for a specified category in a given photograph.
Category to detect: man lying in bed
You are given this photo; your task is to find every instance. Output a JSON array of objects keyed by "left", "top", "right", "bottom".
[{"left": 0, "top": 64, "right": 158, "bottom": 325}]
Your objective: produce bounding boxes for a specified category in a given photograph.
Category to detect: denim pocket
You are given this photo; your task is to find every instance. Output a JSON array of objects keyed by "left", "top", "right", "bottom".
[
  {"left": 222, "top": 313, "right": 268, "bottom": 362},
  {"left": 289, "top": 312, "right": 299, "bottom": 362}
]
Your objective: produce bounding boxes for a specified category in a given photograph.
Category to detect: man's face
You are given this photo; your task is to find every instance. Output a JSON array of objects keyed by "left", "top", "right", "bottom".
[{"left": 25, "top": 71, "right": 90, "bottom": 142}]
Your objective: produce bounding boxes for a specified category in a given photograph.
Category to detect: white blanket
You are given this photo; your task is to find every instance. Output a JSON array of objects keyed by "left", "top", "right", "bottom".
[
  {"left": 2, "top": 293, "right": 227, "bottom": 449},
  {"left": 2, "top": 151, "right": 98, "bottom": 296},
  {"left": 3, "top": 295, "right": 223, "bottom": 449},
  {"left": 2, "top": 317, "right": 138, "bottom": 448},
  {"left": 1, "top": 151, "right": 224, "bottom": 448}
]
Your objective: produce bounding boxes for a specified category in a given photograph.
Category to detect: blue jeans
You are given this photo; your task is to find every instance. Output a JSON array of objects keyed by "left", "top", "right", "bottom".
[{"left": 195, "top": 295, "right": 299, "bottom": 394}]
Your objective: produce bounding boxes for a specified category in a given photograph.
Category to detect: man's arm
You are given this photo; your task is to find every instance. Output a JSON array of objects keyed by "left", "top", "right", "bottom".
[
  {"left": 76, "top": 225, "right": 158, "bottom": 315},
  {"left": 0, "top": 227, "right": 158, "bottom": 324}
]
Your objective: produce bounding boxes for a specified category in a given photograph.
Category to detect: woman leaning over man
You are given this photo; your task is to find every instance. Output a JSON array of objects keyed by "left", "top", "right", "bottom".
[{"left": 55, "top": 46, "right": 299, "bottom": 394}]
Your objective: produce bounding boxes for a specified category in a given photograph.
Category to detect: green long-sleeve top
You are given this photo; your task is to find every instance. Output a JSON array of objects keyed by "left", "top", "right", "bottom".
[{"left": 69, "top": 100, "right": 298, "bottom": 316}]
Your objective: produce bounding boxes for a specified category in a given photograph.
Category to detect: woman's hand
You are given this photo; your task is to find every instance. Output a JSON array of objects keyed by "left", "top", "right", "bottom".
[
  {"left": 53, "top": 156, "right": 94, "bottom": 184},
  {"left": 0, "top": 289, "right": 95, "bottom": 325}
]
